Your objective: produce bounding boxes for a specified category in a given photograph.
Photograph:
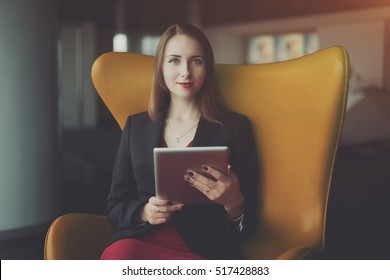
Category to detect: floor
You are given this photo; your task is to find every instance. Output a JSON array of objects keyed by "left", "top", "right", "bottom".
[
  {"left": 1, "top": 132, "right": 389, "bottom": 260},
  {"left": 0, "top": 230, "right": 46, "bottom": 260}
]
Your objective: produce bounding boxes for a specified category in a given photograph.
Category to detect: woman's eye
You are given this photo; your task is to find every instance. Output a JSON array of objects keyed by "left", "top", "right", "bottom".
[
  {"left": 168, "top": 58, "right": 180, "bottom": 64},
  {"left": 191, "top": 58, "right": 203, "bottom": 64}
]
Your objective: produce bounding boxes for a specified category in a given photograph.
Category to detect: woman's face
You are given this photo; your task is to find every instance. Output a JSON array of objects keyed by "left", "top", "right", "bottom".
[{"left": 162, "top": 34, "right": 206, "bottom": 100}]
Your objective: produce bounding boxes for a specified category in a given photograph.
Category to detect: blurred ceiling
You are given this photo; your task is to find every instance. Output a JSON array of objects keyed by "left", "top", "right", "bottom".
[{"left": 59, "top": 0, "right": 390, "bottom": 33}]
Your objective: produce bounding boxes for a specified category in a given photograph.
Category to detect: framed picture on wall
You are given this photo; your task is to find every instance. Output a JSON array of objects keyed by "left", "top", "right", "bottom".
[
  {"left": 247, "top": 35, "right": 275, "bottom": 64},
  {"left": 246, "top": 31, "right": 319, "bottom": 64},
  {"left": 275, "top": 33, "right": 305, "bottom": 61},
  {"left": 305, "top": 32, "right": 319, "bottom": 55}
]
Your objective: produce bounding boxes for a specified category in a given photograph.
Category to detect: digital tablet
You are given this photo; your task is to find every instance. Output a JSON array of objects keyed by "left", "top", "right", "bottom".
[{"left": 154, "top": 146, "right": 229, "bottom": 205}]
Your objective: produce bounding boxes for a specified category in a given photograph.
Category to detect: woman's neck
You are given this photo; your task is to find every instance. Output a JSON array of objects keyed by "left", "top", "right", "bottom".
[
  {"left": 164, "top": 98, "right": 201, "bottom": 148},
  {"left": 167, "top": 98, "right": 200, "bottom": 121}
]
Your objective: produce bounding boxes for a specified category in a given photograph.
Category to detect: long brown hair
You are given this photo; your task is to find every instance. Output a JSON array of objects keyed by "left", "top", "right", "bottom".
[{"left": 148, "top": 23, "right": 224, "bottom": 123}]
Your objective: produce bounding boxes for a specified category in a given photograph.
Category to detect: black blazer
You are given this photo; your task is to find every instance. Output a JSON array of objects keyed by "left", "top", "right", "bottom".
[{"left": 105, "top": 111, "right": 259, "bottom": 259}]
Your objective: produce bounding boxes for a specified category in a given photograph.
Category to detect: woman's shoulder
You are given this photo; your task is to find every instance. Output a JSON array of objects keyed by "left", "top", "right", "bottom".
[
  {"left": 220, "top": 110, "right": 250, "bottom": 124},
  {"left": 126, "top": 111, "right": 151, "bottom": 122},
  {"left": 122, "top": 112, "right": 152, "bottom": 131}
]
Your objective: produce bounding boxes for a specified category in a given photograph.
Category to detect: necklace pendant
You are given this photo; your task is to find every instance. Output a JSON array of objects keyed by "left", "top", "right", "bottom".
[{"left": 167, "top": 118, "right": 199, "bottom": 145}]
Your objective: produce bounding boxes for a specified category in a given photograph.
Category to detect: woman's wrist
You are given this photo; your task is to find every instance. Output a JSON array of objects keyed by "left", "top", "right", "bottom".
[
  {"left": 227, "top": 211, "right": 244, "bottom": 221},
  {"left": 226, "top": 208, "right": 244, "bottom": 220},
  {"left": 224, "top": 195, "right": 245, "bottom": 219},
  {"left": 226, "top": 207, "right": 245, "bottom": 232}
]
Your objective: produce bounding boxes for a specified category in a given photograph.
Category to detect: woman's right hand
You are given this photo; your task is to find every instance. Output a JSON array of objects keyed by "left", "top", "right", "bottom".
[{"left": 139, "top": 196, "right": 184, "bottom": 225}]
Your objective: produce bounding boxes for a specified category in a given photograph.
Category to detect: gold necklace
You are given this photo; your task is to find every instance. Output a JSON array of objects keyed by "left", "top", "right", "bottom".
[{"left": 167, "top": 119, "right": 199, "bottom": 143}]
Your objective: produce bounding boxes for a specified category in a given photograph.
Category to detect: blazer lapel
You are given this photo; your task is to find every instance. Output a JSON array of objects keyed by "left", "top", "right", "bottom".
[
  {"left": 146, "top": 112, "right": 165, "bottom": 164},
  {"left": 192, "top": 117, "right": 220, "bottom": 147}
]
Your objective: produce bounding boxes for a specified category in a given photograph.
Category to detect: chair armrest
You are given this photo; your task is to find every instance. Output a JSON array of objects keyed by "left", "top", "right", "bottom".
[
  {"left": 44, "top": 213, "right": 116, "bottom": 260},
  {"left": 276, "top": 246, "right": 320, "bottom": 260}
]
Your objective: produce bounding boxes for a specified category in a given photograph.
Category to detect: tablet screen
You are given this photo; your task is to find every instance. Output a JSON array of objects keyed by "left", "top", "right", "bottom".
[{"left": 153, "top": 146, "right": 229, "bottom": 204}]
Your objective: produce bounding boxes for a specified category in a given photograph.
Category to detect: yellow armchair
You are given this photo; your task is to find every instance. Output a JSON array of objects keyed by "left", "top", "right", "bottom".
[{"left": 44, "top": 46, "right": 349, "bottom": 260}]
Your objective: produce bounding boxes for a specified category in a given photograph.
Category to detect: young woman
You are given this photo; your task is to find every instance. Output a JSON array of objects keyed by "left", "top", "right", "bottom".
[{"left": 100, "top": 23, "right": 259, "bottom": 260}]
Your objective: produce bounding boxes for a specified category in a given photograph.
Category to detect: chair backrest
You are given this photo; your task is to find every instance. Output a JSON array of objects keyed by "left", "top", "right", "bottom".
[{"left": 92, "top": 46, "right": 349, "bottom": 259}]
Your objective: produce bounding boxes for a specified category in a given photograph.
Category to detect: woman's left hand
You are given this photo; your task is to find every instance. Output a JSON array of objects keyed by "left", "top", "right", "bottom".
[{"left": 185, "top": 165, "right": 244, "bottom": 218}]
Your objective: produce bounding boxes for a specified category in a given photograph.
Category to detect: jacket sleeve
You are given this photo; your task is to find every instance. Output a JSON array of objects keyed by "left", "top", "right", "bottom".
[
  {"left": 229, "top": 115, "right": 260, "bottom": 238},
  {"left": 105, "top": 116, "right": 152, "bottom": 231}
]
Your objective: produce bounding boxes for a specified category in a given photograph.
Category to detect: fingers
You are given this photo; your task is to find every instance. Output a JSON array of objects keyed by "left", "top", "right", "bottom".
[
  {"left": 149, "top": 196, "right": 170, "bottom": 206},
  {"left": 186, "top": 165, "right": 227, "bottom": 190},
  {"left": 145, "top": 197, "right": 183, "bottom": 225},
  {"left": 201, "top": 165, "right": 225, "bottom": 181},
  {"left": 155, "top": 203, "right": 183, "bottom": 213},
  {"left": 150, "top": 197, "right": 183, "bottom": 212},
  {"left": 185, "top": 165, "right": 242, "bottom": 207}
]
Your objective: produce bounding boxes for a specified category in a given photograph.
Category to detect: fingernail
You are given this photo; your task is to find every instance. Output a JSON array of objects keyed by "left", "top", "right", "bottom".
[
  {"left": 184, "top": 175, "right": 191, "bottom": 182},
  {"left": 202, "top": 165, "right": 208, "bottom": 171},
  {"left": 187, "top": 171, "right": 194, "bottom": 176}
]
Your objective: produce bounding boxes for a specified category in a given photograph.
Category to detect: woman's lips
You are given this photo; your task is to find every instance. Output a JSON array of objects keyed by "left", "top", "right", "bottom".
[{"left": 177, "top": 82, "right": 193, "bottom": 88}]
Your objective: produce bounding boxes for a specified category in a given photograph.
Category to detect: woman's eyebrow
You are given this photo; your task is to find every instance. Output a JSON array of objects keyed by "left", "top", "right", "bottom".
[{"left": 166, "top": 54, "right": 204, "bottom": 58}]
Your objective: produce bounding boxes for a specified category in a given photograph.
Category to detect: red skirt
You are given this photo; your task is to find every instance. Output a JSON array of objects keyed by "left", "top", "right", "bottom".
[{"left": 100, "top": 222, "right": 206, "bottom": 260}]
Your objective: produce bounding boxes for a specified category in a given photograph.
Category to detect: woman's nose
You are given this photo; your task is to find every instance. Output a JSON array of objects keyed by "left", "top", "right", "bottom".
[{"left": 180, "top": 63, "right": 190, "bottom": 78}]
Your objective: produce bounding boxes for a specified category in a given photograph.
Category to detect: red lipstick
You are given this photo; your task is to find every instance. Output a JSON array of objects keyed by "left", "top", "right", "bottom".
[{"left": 177, "top": 82, "right": 193, "bottom": 88}]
